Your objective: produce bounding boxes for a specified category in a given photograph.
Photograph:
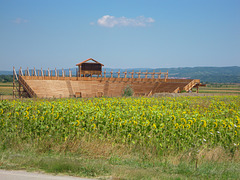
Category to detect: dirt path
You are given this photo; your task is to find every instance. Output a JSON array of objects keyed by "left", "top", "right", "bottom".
[{"left": 0, "top": 169, "right": 94, "bottom": 180}]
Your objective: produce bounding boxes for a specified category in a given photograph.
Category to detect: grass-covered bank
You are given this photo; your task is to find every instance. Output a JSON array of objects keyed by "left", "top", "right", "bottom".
[
  {"left": 0, "top": 96, "right": 240, "bottom": 179},
  {"left": 0, "top": 144, "right": 239, "bottom": 179}
]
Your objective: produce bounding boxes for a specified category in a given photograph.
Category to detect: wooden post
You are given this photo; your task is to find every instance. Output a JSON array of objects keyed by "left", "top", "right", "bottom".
[
  {"left": 104, "top": 69, "right": 106, "bottom": 78},
  {"left": 38, "top": 70, "right": 40, "bottom": 76},
  {"left": 117, "top": 70, "right": 120, "bottom": 78},
  {"left": 48, "top": 68, "right": 50, "bottom": 77},
  {"left": 164, "top": 70, "right": 168, "bottom": 82},
  {"left": 55, "top": 68, "right": 57, "bottom": 77},
  {"left": 20, "top": 67, "right": 23, "bottom": 76},
  {"left": 143, "top": 70, "right": 148, "bottom": 79},
  {"left": 110, "top": 70, "right": 113, "bottom": 78},
  {"left": 34, "top": 67, "right": 37, "bottom": 76},
  {"left": 41, "top": 68, "right": 43, "bottom": 76},
  {"left": 136, "top": 70, "right": 141, "bottom": 79},
  {"left": 13, "top": 67, "right": 18, "bottom": 80},
  {"left": 124, "top": 70, "right": 127, "bottom": 78},
  {"left": 151, "top": 70, "right": 155, "bottom": 79},
  {"left": 27, "top": 67, "right": 30, "bottom": 76},
  {"left": 79, "top": 65, "right": 81, "bottom": 77},
  {"left": 130, "top": 70, "right": 134, "bottom": 78},
  {"left": 157, "top": 70, "right": 161, "bottom": 79},
  {"left": 69, "top": 68, "right": 71, "bottom": 78},
  {"left": 62, "top": 68, "right": 64, "bottom": 77}
]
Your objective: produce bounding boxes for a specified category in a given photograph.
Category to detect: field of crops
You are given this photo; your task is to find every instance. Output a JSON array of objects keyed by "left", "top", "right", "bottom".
[{"left": 1, "top": 96, "right": 239, "bottom": 155}]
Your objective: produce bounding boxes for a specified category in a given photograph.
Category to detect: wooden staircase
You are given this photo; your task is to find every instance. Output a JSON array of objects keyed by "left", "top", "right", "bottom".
[
  {"left": 183, "top": 79, "right": 198, "bottom": 92},
  {"left": 18, "top": 76, "right": 37, "bottom": 98},
  {"left": 148, "top": 79, "right": 200, "bottom": 95}
]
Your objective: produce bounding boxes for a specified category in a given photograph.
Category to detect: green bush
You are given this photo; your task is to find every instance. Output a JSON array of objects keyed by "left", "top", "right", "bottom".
[{"left": 122, "top": 85, "right": 133, "bottom": 97}]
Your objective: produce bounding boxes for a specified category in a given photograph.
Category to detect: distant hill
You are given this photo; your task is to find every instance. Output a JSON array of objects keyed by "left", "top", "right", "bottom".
[
  {"left": 1, "top": 66, "right": 239, "bottom": 83},
  {"left": 0, "top": 71, "right": 12, "bottom": 75}
]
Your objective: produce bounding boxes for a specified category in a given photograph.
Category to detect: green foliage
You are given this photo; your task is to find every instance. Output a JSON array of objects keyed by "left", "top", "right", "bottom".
[
  {"left": 0, "top": 96, "right": 240, "bottom": 154},
  {"left": 0, "top": 75, "right": 13, "bottom": 83},
  {"left": 122, "top": 85, "right": 133, "bottom": 97}
]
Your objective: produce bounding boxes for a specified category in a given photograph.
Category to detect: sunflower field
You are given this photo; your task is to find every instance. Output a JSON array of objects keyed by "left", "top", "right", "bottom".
[{"left": 0, "top": 96, "right": 239, "bottom": 154}]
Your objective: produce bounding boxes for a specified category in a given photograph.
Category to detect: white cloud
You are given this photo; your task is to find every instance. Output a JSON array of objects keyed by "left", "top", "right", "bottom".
[
  {"left": 97, "top": 15, "right": 155, "bottom": 27},
  {"left": 13, "top": 18, "right": 28, "bottom": 24}
]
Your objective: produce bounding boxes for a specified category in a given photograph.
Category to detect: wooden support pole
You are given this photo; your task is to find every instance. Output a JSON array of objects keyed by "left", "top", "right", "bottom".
[
  {"left": 20, "top": 67, "right": 23, "bottom": 76},
  {"left": 151, "top": 70, "right": 155, "bottom": 79},
  {"left": 48, "top": 68, "right": 50, "bottom": 77},
  {"left": 104, "top": 69, "right": 106, "bottom": 78},
  {"left": 79, "top": 65, "right": 81, "bottom": 77},
  {"left": 110, "top": 70, "right": 113, "bottom": 78},
  {"left": 143, "top": 70, "right": 148, "bottom": 79},
  {"left": 136, "top": 70, "right": 141, "bottom": 79},
  {"left": 34, "top": 67, "right": 37, "bottom": 76},
  {"left": 69, "top": 68, "right": 71, "bottom": 78},
  {"left": 27, "top": 67, "right": 30, "bottom": 76},
  {"left": 13, "top": 67, "right": 18, "bottom": 80},
  {"left": 124, "top": 70, "right": 127, "bottom": 78},
  {"left": 62, "top": 68, "right": 64, "bottom": 77},
  {"left": 117, "top": 70, "right": 120, "bottom": 78},
  {"left": 41, "top": 68, "right": 43, "bottom": 76},
  {"left": 55, "top": 68, "right": 57, "bottom": 77},
  {"left": 157, "top": 70, "right": 161, "bottom": 79}
]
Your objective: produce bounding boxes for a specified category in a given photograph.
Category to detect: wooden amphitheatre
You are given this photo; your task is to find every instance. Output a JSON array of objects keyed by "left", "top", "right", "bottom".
[{"left": 13, "top": 58, "right": 204, "bottom": 98}]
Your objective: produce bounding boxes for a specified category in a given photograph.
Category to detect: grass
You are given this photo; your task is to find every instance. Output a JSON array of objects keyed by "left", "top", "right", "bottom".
[
  {"left": 0, "top": 87, "right": 13, "bottom": 95},
  {"left": 198, "top": 91, "right": 240, "bottom": 94},
  {"left": 0, "top": 133, "right": 240, "bottom": 179},
  {"left": 0, "top": 82, "right": 12, "bottom": 87},
  {"left": 0, "top": 144, "right": 239, "bottom": 179},
  {"left": 198, "top": 83, "right": 240, "bottom": 94},
  {"left": 0, "top": 83, "right": 13, "bottom": 97}
]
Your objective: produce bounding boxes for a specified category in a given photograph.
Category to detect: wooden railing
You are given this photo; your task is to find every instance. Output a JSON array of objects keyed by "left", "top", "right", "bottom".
[
  {"left": 18, "top": 76, "right": 37, "bottom": 98},
  {"left": 21, "top": 76, "right": 196, "bottom": 84},
  {"left": 184, "top": 79, "right": 199, "bottom": 92}
]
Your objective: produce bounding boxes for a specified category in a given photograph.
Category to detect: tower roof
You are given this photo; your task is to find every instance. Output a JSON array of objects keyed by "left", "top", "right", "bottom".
[{"left": 76, "top": 58, "right": 104, "bottom": 66}]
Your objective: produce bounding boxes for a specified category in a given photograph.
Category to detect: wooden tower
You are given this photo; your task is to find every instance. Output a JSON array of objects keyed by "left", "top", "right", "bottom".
[{"left": 76, "top": 58, "right": 104, "bottom": 77}]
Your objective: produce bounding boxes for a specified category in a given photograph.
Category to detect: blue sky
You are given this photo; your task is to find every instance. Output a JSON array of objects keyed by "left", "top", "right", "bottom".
[{"left": 0, "top": 0, "right": 240, "bottom": 70}]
